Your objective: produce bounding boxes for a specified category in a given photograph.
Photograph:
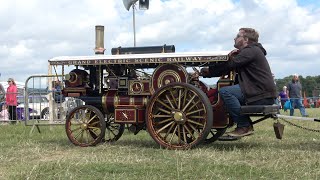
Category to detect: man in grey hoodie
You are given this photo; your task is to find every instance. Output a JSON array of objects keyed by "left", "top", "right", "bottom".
[
  {"left": 201, "top": 28, "right": 277, "bottom": 137},
  {"left": 287, "top": 74, "right": 308, "bottom": 117}
]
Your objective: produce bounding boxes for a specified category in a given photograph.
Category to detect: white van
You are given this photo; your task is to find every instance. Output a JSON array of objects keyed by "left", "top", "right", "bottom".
[{"left": 17, "top": 95, "right": 49, "bottom": 119}]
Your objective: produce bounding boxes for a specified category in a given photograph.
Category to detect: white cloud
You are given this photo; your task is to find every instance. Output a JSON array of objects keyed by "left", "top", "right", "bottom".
[
  {"left": 297, "top": 21, "right": 320, "bottom": 43},
  {"left": 9, "top": 41, "right": 33, "bottom": 58},
  {"left": 0, "top": 0, "right": 319, "bottom": 83}
]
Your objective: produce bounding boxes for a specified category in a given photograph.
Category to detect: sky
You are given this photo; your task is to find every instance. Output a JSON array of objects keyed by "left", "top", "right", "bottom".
[{"left": 0, "top": 0, "right": 320, "bottom": 84}]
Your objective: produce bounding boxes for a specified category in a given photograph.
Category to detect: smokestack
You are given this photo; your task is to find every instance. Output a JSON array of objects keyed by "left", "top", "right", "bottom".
[{"left": 94, "top": 25, "right": 105, "bottom": 54}]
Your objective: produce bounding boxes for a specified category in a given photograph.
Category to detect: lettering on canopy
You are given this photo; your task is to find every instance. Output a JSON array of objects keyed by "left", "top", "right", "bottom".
[{"left": 49, "top": 55, "right": 228, "bottom": 66}]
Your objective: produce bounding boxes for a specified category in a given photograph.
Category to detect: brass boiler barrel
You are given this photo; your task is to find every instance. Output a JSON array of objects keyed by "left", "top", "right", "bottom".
[
  {"left": 80, "top": 91, "right": 148, "bottom": 113},
  {"left": 102, "top": 91, "right": 148, "bottom": 113}
]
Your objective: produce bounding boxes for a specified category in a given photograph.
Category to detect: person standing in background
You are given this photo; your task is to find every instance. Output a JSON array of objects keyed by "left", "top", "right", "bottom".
[
  {"left": 278, "top": 86, "right": 288, "bottom": 111},
  {"left": 6, "top": 78, "right": 17, "bottom": 123},
  {"left": 287, "top": 74, "right": 308, "bottom": 117},
  {"left": 0, "top": 83, "right": 5, "bottom": 111},
  {"left": 0, "top": 104, "right": 9, "bottom": 125}
]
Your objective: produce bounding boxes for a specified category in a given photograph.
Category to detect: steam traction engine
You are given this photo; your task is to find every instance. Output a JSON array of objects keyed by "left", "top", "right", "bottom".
[{"left": 49, "top": 45, "right": 235, "bottom": 150}]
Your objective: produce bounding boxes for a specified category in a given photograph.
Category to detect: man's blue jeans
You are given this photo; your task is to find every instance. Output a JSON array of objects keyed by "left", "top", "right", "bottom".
[
  {"left": 219, "top": 84, "right": 251, "bottom": 128},
  {"left": 290, "top": 98, "right": 307, "bottom": 116}
]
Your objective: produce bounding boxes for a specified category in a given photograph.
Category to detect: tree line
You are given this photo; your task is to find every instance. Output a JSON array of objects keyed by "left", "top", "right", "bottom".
[{"left": 275, "top": 75, "right": 320, "bottom": 98}]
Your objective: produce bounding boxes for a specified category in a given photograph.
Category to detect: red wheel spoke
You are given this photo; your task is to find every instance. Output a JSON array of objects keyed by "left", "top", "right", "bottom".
[
  {"left": 184, "top": 124, "right": 196, "bottom": 140},
  {"left": 87, "top": 114, "right": 98, "bottom": 124},
  {"left": 168, "top": 125, "right": 178, "bottom": 144},
  {"left": 182, "top": 126, "right": 187, "bottom": 143},
  {"left": 165, "top": 95, "right": 175, "bottom": 109},
  {"left": 169, "top": 89, "right": 178, "bottom": 107},
  {"left": 153, "top": 114, "right": 172, "bottom": 118},
  {"left": 73, "top": 129, "right": 84, "bottom": 140},
  {"left": 158, "top": 107, "right": 171, "bottom": 115},
  {"left": 182, "top": 94, "right": 196, "bottom": 112},
  {"left": 155, "top": 117, "right": 173, "bottom": 126},
  {"left": 156, "top": 121, "right": 174, "bottom": 134},
  {"left": 186, "top": 108, "right": 205, "bottom": 116},
  {"left": 186, "top": 100, "right": 201, "bottom": 112},
  {"left": 188, "top": 123, "right": 201, "bottom": 136},
  {"left": 187, "top": 118, "right": 205, "bottom": 127},
  {"left": 70, "top": 126, "right": 82, "bottom": 133},
  {"left": 156, "top": 99, "right": 173, "bottom": 110},
  {"left": 164, "top": 122, "right": 176, "bottom": 139},
  {"left": 178, "top": 89, "right": 182, "bottom": 110}
]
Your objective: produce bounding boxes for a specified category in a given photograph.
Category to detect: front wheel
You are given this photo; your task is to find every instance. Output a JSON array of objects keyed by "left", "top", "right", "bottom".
[
  {"left": 146, "top": 82, "right": 213, "bottom": 150},
  {"left": 65, "top": 105, "right": 106, "bottom": 147}
]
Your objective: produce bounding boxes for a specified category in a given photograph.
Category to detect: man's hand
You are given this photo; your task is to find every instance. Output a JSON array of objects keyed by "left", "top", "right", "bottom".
[
  {"left": 190, "top": 67, "right": 200, "bottom": 80},
  {"left": 228, "top": 49, "right": 240, "bottom": 59}
]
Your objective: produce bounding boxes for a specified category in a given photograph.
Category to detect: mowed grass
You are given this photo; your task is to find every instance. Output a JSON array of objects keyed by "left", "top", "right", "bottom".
[{"left": 1, "top": 109, "right": 320, "bottom": 179}]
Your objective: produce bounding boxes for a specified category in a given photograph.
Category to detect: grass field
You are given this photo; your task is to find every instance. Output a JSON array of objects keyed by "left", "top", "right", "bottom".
[{"left": 1, "top": 109, "right": 320, "bottom": 179}]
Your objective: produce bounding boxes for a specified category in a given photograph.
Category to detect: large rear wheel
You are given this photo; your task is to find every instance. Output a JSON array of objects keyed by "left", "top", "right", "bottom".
[
  {"left": 146, "top": 82, "right": 213, "bottom": 150},
  {"left": 66, "top": 105, "right": 106, "bottom": 147}
]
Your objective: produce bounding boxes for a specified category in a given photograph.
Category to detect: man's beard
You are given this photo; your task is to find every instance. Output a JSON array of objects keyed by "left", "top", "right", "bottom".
[{"left": 234, "top": 40, "right": 242, "bottom": 49}]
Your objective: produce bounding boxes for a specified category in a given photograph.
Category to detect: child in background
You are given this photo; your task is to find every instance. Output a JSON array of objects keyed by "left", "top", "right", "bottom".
[{"left": 0, "top": 104, "right": 9, "bottom": 125}]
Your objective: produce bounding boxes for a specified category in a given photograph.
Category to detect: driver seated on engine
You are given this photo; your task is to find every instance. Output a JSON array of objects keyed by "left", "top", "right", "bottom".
[{"left": 200, "top": 27, "right": 277, "bottom": 138}]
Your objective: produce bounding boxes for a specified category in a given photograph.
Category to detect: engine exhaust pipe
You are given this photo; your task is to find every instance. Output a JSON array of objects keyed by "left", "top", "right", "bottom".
[{"left": 94, "top": 25, "right": 105, "bottom": 54}]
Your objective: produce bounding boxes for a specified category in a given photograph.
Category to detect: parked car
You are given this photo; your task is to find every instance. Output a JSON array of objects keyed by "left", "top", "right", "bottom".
[
  {"left": 17, "top": 95, "right": 49, "bottom": 119},
  {"left": 49, "top": 97, "right": 83, "bottom": 120},
  {"left": 17, "top": 94, "right": 83, "bottom": 120},
  {"left": 16, "top": 107, "right": 37, "bottom": 120}
]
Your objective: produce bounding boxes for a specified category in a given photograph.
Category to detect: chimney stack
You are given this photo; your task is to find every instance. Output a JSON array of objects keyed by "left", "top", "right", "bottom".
[{"left": 94, "top": 25, "right": 105, "bottom": 54}]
